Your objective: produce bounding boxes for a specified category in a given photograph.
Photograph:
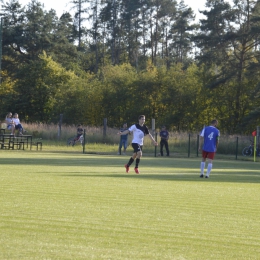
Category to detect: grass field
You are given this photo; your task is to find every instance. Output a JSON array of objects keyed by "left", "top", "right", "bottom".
[{"left": 0, "top": 150, "right": 260, "bottom": 259}]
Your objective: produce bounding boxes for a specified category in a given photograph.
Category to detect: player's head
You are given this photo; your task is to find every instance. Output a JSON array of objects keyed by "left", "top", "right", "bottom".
[
  {"left": 138, "top": 115, "right": 145, "bottom": 125},
  {"left": 77, "top": 124, "right": 82, "bottom": 127},
  {"left": 161, "top": 126, "right": 166, "bottom": 130},
  {"left": 123, "top": 123, "right": 127, "bottom": 128},
  {"left": 211, "top": 119, "right": 218, "bottom": 126}
]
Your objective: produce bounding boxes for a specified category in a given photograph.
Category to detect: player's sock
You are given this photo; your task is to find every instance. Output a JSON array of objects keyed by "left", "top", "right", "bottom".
[
  {"left": 127, "top": 157, "right": 134, "bottom": 166},
  {"left": 206, "top": 163, "right": 212, "bottom": 177},
  {"left": 200, "top": 162, "right": 205, "bottom": 175},
  {"left": 135, "top": 158, "right": 140, "bottom": 168}
]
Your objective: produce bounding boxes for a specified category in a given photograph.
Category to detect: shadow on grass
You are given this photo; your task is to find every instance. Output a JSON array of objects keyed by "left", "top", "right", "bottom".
[
  {"left": 1, "top": 155, "right": 260, "bottom": 183},
  {"left": 60, "top": 172, "right": 260, "bottom": 184}
]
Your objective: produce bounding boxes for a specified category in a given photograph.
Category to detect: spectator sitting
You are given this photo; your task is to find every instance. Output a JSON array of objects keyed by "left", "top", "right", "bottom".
[
  {"left": 5, "top": 112, "right": 15, "bottom": 135},
  {"left": 12, "top": 113, "right": 24, "bottom": 135},
  {"left": 71, "top": 124, "right": 83, "bottom": 146}
]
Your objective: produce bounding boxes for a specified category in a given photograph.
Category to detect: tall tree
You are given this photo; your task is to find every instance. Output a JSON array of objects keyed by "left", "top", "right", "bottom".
[
  {"left": 169, "top": 0, "right": 196, "bottom": 64},
  {"left": 194, "top": 0, "right": 260, "bottom": 133},
  {"left": 14, "top": 52, "right": 76, "bottom": 122},
  {"left": 0, "top": 0, "right": 25, "bottom": 76},
  {"left": 69, "top": 0, "right": 88, "bottom": 49}
]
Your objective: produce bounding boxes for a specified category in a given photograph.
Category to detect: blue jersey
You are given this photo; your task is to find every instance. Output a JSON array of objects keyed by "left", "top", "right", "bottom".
[{"left": 200, "top": 126, "right": 220, "bottom": 152}]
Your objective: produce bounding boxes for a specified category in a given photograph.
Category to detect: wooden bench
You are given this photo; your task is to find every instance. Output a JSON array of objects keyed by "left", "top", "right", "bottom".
[
  {"left": 0, "top": 141, "right": 13, "bottom": 149},
  {"left": 9, "top": 140, "right": 25, "bottom": 150},
  {"left": 31, "top": 141, "right": 42, "bottom": 150}
]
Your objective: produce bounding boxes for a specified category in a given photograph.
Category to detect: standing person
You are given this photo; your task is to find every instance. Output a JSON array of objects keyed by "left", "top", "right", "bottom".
[
  {"left": 118, "top": 123, "right": 129, "bottom": 155},
  {"left": 12, "top": 113, "right": 24, "bottom": 135},
  {"left": 118, "top": 115, "right": 158, "bottom": 174},
  {"left": 159, "top": 126, "right": 169, "bottom": 156},
  {"left": 5, "top": 112, "right": 15, "bottom": 135},
  {"left": 198, "top": 119, "right": 220, "bottom": 178}
]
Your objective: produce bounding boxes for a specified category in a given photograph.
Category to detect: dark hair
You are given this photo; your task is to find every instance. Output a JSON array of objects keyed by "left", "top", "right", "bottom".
[
  {"left": 211, "top": 119, "right": 218, "bottom": 125},
  {"left": 138, "top": 115, "right": 145, "bottom": 120}
]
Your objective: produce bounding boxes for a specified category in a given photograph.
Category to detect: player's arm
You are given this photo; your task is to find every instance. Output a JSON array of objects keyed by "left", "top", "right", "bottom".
[
  {"left": 118, "top": 129, "right": 129, "bottom": 135},
  {"left": 148, "top": 133, "right": 158, "bottom": 146}
]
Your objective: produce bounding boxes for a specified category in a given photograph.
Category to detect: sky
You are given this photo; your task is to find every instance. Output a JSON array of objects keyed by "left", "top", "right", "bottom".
[
  {"left": 19, "top": 0, "right": 70, "bottom": 17},
  {"left": 18, "top": 0, "right": 209, "bottom": 20}
]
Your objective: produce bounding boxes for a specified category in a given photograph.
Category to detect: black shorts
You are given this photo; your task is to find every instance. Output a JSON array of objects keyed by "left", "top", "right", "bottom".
[{"left": 132, "top": 143, "right": 142, "bottom": 153}]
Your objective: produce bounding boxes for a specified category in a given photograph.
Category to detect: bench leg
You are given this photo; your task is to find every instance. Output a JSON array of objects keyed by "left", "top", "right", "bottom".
[
  {"left": 19, "top": 142, "right": 25, "bottom": 150},
  {"left": 36, "top": 142, "right": 42, "bottom": 150}
]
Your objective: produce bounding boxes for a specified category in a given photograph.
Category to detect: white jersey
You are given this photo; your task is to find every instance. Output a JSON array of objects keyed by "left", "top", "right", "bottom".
[
  {"left": 12, "top": 118, "right": 20, "bottom": 125},
  {"left": 128, "top": 124, "right": 149, "bottom": 145}
]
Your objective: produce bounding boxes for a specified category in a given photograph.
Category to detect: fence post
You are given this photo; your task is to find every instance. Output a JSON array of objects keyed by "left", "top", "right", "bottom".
[
  {"left": 83, "top": 129, "right": 86, "bottom": 154},
  {"left": 152, "top": 119, "right": 156, "bottom": 157},
  {"left": 188, "top": 133, "right": 191, "bottom": 157},
  {"left": 152, "top": 119, "right": 155, "bottom": 135},
  {"left": 154, "top": 132, "right": 157, "bottom": 157},
  {"left": 254, "top": 135, "right": 256, "bottom": 162},
  {"left": 119, "top": 135, "right": 122, "bottom": 155},
  {"left": 235, "top": 137, "right": 238, "bottom": 160},
  {"left": 103, "top": 118, "right": 107, "bottom": 139},
  {"left": 58, "top": 114, "right": 63, "bottom": 140},
  {"left": 197, "top": 135, "right": 199, "bottom": 157},
  {"left": 257, "top": 126, "right": 260, "bottom": 154}
]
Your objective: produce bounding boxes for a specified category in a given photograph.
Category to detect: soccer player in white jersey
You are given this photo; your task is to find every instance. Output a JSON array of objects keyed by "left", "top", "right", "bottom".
[
  {"left": 198, "top": 119, "right": 220, "bottom": 178},
  {"left": 118, "top": 115, "right": 158, "bottom": 174}
]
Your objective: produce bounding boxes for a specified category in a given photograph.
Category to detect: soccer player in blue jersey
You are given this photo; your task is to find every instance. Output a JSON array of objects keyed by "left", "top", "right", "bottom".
[
  {"left": 118, "top": 115, "right": 158, "bottom": 174},
  {"left": 198, "top": 119, "right": 220, "bottom": 178}
]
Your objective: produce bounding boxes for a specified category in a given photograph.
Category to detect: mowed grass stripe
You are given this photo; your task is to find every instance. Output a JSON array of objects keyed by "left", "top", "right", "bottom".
[{"left": 1, "top": 151, "right": 260, "bottom": 259}]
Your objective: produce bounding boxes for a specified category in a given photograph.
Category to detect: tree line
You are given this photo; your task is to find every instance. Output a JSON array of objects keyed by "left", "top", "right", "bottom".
[{"left": 0, "top": 0, "right": 260, "bottom": 134}]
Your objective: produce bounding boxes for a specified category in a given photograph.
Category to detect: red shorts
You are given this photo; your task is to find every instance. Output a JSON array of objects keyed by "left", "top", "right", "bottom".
[{"left": 202, "top": 150, "right": 215, "bottom": 160}]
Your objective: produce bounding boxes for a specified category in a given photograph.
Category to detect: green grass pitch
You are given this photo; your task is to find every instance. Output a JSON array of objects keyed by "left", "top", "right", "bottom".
[{"left": 0, "top": 151, "right": 260, "bottom": 259}]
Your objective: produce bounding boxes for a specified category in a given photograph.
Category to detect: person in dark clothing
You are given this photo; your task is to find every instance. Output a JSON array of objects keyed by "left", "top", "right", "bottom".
[{"left": 159, "top": 126, "right": 169, "bottom": 156}]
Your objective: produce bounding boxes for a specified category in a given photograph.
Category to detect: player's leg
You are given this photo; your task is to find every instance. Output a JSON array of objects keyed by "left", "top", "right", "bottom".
[
  {"left": 160, "top": 140, "right": 164, "bottom": 156},
  {"left": 123, "top": 139, "right": 127, "bottom": 154},
  {"left": 205, "top": 154, "right": 215, "bottom": 178},
  {"left": 118, "top": 138, "right": 123, "bottom": 154},
  {"left": 200, "top": 151, "right": 207, "bottom": 177},
  {"left": 134, "top": 145, "right": 142, "bottom": 174},
  {"left": 125, "top": 143, "right": 138, "bottom": 172}
]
